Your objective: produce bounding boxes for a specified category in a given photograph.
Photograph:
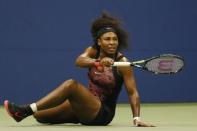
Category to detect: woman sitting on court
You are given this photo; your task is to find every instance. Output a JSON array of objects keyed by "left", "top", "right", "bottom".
[{"left": 4, "top": 12, "right": 154, "bottom": 127}]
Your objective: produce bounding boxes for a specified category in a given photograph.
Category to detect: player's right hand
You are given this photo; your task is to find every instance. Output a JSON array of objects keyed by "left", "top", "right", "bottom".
[{"left": 100, "top": 57, "right": 114, "bottom": 67}]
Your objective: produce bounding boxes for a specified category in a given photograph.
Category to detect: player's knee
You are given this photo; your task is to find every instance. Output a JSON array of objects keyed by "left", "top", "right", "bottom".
[
  {"left": 64, "top": 79, "right": 77, "bottom": 87},
  {"left": 63, "top": 79, "right": 78, "bottom": 91}
]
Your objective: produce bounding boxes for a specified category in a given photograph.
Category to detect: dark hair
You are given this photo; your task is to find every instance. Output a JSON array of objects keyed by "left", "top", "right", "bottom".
[{"left": 91, "top": 11, "right": 129, "bottom": 51}]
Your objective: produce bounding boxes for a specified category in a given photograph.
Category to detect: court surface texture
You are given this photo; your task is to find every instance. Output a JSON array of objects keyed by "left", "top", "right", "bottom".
[{"left": 0, "top": 103, "right": 196, "bottom": 131}]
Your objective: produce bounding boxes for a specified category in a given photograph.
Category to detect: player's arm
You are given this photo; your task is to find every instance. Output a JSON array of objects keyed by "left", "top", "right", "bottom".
[
  {"left": 75, "top": 46, "right": 97, "bottom": 68},
  {"left": 117, "top": 58, "right": 140, "bottom": 120},
  {"left": 118, "top": 57, "right": 155, "bottom": 127}
]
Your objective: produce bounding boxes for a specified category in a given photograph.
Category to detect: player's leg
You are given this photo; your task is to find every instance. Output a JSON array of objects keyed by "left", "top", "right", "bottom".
[
  {"left": 65, "top": 81, "right": 102, "bottom": 123},
  {"left": 34, "top": 79, "right": 102, "bottom": 124},
  {"left": 33, "top": 100, "right": 79, "bottom": 124},
  {"left": 35, "top": 79, "right": 101, "bottom": 122},
  {"left": 4, "top": 79, "right": 101, "bottom": 123}
]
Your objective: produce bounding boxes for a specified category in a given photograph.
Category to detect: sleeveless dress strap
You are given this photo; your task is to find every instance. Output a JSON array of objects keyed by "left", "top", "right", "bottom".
[{"left": 115, "top": 54, "right": 124, "bottom": 61}]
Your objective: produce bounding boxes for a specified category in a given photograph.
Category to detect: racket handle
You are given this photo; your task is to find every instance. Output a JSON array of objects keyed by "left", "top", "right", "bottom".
[{"left": 113, "top": 62, "right": 131, "bottom": 66}]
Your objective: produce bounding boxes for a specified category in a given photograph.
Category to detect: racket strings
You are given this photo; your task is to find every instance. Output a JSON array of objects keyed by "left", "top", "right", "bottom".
[{"left": 145, "top": 57, "right": 184, "bottom": 74}]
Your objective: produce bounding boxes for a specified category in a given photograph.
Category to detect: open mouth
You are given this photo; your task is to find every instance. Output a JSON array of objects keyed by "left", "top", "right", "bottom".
[{"left": 108, "top": 47, "right": 116, "bottom": 51}]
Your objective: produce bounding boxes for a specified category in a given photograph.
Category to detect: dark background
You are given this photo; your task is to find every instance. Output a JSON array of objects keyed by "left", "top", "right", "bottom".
[{"left": 0, "top": 0, "right": 196, "bottom": 104}]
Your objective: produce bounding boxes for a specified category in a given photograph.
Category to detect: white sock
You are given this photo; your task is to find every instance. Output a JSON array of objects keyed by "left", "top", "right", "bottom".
[{"left": 30, "top": 103, "right": 37, "bottom": 113}]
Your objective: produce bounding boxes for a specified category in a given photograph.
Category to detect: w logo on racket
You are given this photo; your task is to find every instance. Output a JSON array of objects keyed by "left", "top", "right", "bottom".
[{"left": 158, "top": 60, "right": 173, "bottom": 71}]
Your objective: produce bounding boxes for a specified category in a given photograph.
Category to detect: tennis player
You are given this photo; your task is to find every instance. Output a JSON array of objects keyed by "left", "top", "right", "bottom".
[{"left": 4, "top": 12, "right": 154, "bottom": 127}]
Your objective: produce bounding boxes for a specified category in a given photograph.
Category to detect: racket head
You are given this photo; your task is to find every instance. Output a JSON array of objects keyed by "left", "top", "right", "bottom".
[{"left": 144, "top": 54, "right": 184, "bottom": 74}]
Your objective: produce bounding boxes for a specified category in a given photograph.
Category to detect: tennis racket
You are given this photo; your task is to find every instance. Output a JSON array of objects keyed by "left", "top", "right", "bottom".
[{"left": 113, "top": 54, "right": 184, "bottom": 74}]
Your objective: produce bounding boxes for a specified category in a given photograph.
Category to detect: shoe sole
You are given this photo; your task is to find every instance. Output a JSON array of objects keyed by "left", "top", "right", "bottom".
[{"left": 4, "top": 100, "right": 14, "bottom": 118}]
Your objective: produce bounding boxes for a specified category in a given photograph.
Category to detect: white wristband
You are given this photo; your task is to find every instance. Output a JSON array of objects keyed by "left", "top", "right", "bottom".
[{"left": 133, "top": 117, "right": 140, "bottom": 121}]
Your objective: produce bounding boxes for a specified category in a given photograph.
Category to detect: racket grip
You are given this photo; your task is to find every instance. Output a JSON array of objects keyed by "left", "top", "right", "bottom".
[{"left": 113, "top": 62, "right": 131, "bottom": 66}]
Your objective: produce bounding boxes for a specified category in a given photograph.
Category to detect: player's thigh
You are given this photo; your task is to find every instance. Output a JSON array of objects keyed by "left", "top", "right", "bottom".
[
  {"left": 69, "top": 82, "right": 101, "bottom": 122},
  {"left": 33, "top": 100, "right": 79, "bottom": 124}
]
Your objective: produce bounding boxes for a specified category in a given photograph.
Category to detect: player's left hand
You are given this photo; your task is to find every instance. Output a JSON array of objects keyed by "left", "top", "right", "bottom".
[{"left": 133, "top": 119, "right": 156, "bottom": 127}]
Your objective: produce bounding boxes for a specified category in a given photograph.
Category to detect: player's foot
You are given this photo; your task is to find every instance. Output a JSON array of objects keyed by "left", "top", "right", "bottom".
[{"left": 4, "top": 100, "right": 32, "bottom": 122}]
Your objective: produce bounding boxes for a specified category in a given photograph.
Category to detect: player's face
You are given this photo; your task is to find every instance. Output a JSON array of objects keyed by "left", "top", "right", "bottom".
[{"left": 98, "top": 32, "right": 119, "bottom": 55}]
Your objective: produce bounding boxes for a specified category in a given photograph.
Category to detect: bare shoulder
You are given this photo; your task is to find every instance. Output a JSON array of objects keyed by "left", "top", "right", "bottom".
[
  {"left": 117, "top": 52, "right": 129, "bottom": 62},
  {"left": 116, "top": 53, "right": 133, "bottom": 76},
  {"left": 81, "top": 46, "right": 97, "bottom": 58},
  {"left": 85, "top": 46, "right": 97, "bottom": 54}
]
